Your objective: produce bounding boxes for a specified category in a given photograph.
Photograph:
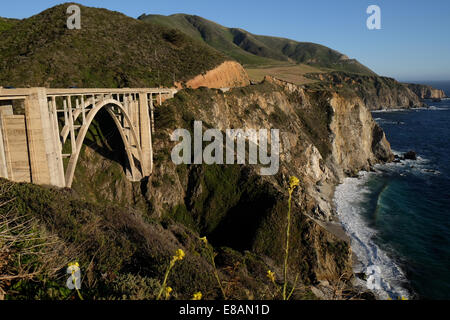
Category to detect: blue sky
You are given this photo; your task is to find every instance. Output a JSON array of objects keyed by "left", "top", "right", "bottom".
[{"left": 2, "top": 0, "right": 450, "bottom": 81}]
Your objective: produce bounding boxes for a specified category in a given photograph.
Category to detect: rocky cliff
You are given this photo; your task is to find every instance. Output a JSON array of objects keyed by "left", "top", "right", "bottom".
[
  {"left": 405, "top": 83, "right": 447, "bottom": 100},
  {"left": 140, "top": 76, "right": 392, "bottom": 298},
  {"left": 307, "top": 72, "right": 426, "bottom": 110}
]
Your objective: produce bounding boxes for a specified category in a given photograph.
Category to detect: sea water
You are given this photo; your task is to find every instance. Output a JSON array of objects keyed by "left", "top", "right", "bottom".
[{"left": 334, "top": 83, "right": 450, "bottom": 300}]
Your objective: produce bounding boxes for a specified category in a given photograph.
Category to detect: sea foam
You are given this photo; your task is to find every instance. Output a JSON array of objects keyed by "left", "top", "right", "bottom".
[{"left": 334, "top": 169, "right": 411, "bottom": 299}]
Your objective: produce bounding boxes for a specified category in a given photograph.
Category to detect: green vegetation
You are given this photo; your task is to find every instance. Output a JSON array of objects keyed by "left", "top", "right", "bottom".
[
  {"left": 140, "top": 13, "right": 376, "bottom": 76},
  {"left": 0, "top": 178, "right": 218, "bottom": 300},
  {"left": 0, "top": 174, "right": 321, "bottom": 300},
  {"left": 0, "top": 17, "right": 18, "bottom": 33},
  {"left": 141, "top": 14, "right": 279, "bottom": 67},
  {"left": 294, "top": 89, "right": 335, "bottom": 159},
  {"left": 0, "top": 4, "right": 227, "bottom": 88}
]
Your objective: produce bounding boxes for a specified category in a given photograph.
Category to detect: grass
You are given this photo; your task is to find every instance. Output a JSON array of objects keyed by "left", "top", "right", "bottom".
[
  {"left": 246, "top": 63, "right": 323, "bottom": 85},
  {"left": 199, "top": 237, "right": 227, "bottom": 299},
  {"left": 0, "top": 17, "right": 18, "bottom": 34},
  {"left": 141, "top": 14, "right": 280, "bottom": 67}
]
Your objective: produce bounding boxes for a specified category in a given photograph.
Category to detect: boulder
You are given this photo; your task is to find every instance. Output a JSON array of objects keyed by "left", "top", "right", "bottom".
[{"left": 403, "top": 151, "right": 417, "bottom": 160}]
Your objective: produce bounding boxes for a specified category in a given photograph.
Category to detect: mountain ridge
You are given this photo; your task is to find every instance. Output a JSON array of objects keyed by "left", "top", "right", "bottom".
[{"left": 139, "top": 13, "right": 377, "bottom": 76}]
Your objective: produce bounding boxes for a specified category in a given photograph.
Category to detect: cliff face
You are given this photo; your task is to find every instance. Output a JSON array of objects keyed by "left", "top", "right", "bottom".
[
  {"left": 405, "top": 83, "right": 447, "bottom": 100},
  {"left": 307, "top": 72, "right": 426, "bottom": 110},
  {"left": 329, "top": 92, "right": 393, "bottom": 175},
  {"left": 181, "top": 61, "right": 250, "bottom": 89},
  {"left": 141, "top": 77, "right": 392, "bottom": 296}
]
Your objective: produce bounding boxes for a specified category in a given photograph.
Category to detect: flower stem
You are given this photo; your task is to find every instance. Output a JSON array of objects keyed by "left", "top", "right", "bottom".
[
  {"left": 209, "top": 249, "right": 226, "bottom": 299},
  {"left": 157, "top": 260, "right": 174, "bottom": 300},
  {"left": 283, "top": 191, "right": 293, "bottom": 300}
]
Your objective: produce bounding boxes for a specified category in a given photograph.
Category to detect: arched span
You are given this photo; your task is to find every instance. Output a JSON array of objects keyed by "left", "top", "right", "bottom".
[{"left": 65, "top": 98, "right": 143, "bottom": 188}]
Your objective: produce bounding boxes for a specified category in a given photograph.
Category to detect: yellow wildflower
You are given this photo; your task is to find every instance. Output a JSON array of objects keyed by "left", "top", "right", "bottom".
[
  {"left": 157, "top": 250, "right": 185, "bottom": 300},
  {"left": 174, "top": 249, "right": 185, "bottom": 261},
  {"left": 165, "top": 286, "right": 173, "bottom": 299},
  {"left": 68, "top": 262, "right": 79, "bottom": 268},
  {"left": 267, "top": 270, "right": 276, "bottom": 283},
  {"left": 192, "top": 292, "right": 202, "bottom": 300},
  {"left": 289, "top": 176, "right": 300, "bottom": 192},
  {"left": 200, "top": 237, "right": 208, "bottom": 245}
]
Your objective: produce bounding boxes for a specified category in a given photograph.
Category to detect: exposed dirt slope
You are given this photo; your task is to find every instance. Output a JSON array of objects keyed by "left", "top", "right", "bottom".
[{"left": 182, "top": 61, "right": 250, "bottom": 89}]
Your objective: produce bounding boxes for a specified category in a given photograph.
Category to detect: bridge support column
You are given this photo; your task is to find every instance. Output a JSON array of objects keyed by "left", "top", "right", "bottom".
[
  {"left": 138, "top": 92, "right": 153, "bottom": 176},
  {"left": 25, "top": 88, "right": 65, "bottom": 187}
]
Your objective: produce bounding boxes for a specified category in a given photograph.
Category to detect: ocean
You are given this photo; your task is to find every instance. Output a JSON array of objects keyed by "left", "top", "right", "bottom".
[{"left": 334, "top": 81, "right": 450, "bottom": 300}]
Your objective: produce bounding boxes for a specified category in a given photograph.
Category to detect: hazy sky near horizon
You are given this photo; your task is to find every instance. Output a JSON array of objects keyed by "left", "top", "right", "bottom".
[{"left": 2, "top": 0, "right": 450, "bottom": 81}]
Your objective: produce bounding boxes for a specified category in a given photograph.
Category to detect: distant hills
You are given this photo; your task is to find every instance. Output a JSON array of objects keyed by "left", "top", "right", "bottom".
[
  {"left": 0, "top": 5, "right": 227, "bottom": 88},
  {"left": 139, "top": 13, "right": 376, "bottom": 76}
]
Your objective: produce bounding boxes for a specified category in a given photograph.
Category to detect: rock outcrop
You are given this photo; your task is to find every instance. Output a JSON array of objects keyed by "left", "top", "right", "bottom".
[
  {"left": 307, "top": 72, "right": 426, "bottom": 110},
  {"left": 405, "top": 83, "right": 447, "bottom": 100},
  {"left": 182, "top": 61, "right": 250, "bottom": 89}
]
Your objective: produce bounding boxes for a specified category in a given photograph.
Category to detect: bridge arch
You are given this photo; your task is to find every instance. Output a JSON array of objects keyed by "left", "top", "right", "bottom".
[{"left": 65, "top": 98, "right": 144, "bottom": 188}]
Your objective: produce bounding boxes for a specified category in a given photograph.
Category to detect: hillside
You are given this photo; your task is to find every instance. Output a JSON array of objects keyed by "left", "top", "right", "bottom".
[
  {"left": 139, "top": 13, "right": 376, "bottom": 76},
  {"left": 0, "top": 17, "right": 18, "bottom": 33},
  {"left": 0, "top": 5, "right": 228, "bottom": 88}
]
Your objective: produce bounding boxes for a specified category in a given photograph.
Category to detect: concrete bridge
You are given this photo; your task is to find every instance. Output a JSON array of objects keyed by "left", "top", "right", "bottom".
[{"left": 0, "top": 87, "right": 177, "bottom": 188}]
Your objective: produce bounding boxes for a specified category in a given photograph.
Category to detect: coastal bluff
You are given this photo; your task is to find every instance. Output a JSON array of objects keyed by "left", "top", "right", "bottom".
[{"left": 405, "top": 83, "right": 447, "bottom": 100}]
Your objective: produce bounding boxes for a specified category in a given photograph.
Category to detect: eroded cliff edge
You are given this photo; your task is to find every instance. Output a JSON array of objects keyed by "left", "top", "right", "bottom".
[{"left": 180, "top": 61, "right": 251, "bottom": 89}]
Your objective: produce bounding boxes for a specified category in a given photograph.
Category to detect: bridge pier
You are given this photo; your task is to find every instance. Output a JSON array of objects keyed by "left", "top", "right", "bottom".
[
  {"left": 25, "top": 88, "right": 65, "bottom": 187},
  {"left": 139, "top": 92, "right": 153, "bottom": 176}
]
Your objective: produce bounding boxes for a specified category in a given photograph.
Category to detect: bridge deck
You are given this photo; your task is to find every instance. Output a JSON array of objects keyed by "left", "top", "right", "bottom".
[{"left": 0, "top": 87, "right": 177, "bottom": 100}]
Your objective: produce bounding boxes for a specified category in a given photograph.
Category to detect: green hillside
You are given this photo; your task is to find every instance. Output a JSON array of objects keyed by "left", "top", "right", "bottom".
[
  {"left": 140, "top": 14, "right": 277, "bottom": 67},
  {"left": 140, "top": 13, "right": 376, "bottom": 76},
  {"left": 0, "top": 17, "right": 19, "bottom": 33},
  {"left": 0, "top": 4, "right": 228, "bottom": 88}
]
